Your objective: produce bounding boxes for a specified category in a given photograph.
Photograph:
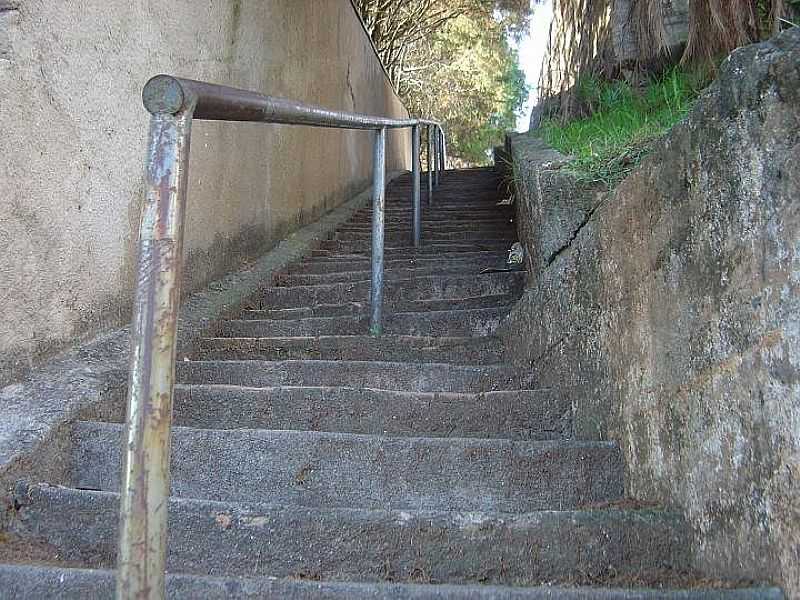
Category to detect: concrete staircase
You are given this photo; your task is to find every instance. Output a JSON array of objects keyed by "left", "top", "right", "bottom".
[{"left": 0, "top": 168, "right": 783, "bottom": 598}]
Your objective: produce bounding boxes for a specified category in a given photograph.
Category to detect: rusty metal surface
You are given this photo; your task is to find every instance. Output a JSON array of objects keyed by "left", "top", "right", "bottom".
[
  {"left": 412, "top": 124, "right": 421, "bottom": 248},
  {"left": 426, "top": 125, "right": 434, "bottom": 204},
  {"left": 369, "top": 128, "right": 386, "bottom": 336},
  {"left": 439, "top": 126, "right": 446, "bottom": 174},
  {"left": 119, "top": 74, "right": 448, "bottom": 599},
  {"left": 117, "top": 110, "right": 194, "bottom": 600},
  {"left": 143, "top": 75, "right": 423, "bottom": 129}
]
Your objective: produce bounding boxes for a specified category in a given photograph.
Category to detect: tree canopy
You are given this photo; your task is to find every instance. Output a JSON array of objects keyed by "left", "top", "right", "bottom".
[
  {"left": 537, "top": 0, "right": 800, "bottom": 123},
  {"left": 355, "top": 0, "right": 532, "bottom": 165}
]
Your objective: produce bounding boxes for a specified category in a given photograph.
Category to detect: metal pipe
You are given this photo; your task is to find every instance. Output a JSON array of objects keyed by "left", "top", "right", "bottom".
[
  {"left": 116, "top": 74, "right": 448, "bottom": 598},
  {"left": 117, "top": 107, "right": 195, "bottom": 600},
  {"left": 433, "top": 127, "right": 440, "bottom": 187},
  {"left": 369, "top": 128, "right": 386, "bottom": 336},
  {"left": 411, "top": 124, "right": 421, "bottom": 248},
  {"left": 441, "top": 128, "right": 448, "bottom": 172},
  {"left": 144, "top": 74, "right": 421, "bottom": 129},
  {"left": 426, "top": 125, "right": 434, "bottom": 205},
  {"left": 438, "top": 126, "right": 446, "bottom": 176}
]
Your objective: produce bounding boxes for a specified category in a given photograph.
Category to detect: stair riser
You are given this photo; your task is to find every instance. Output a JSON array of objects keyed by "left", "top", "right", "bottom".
[
  {"left": 274, "top": 264, "right": 509, "bottom": 286},
  {"left": 383, "top": 200, "right": 505, "bottom": 206},
  {"left": 176, "top": 360, "right": 537, "bottom": 393},
  {"left": 317, "top": 238, "right": 513, "bottom": 246},
  {"left": 333, "top": 232, "right": 515, "bottom": 244},
  {"left": 222, "top": 308, "right": 509, "bottom": 337},
  {"left": 338, "top": 223, "right": 513, "bottom": 233},
  {"left": 315, "top": 241, "right": 514, "bottom": 254},
  {"left": 244, "top": 295, "right": 515, "bottom": 320},
  {"left": 347, "top": 218, "right": 513, "bottom": 229},
  {"left": 337, "top": 220, "right": 513, "bottom": 230},
  {"left": 2, "top": 567, "right": 785, "bottom": 600},
  {"left": 198, "top": 336, "right": 507, "bottom": 364},
  {"left": 72, "top": 423, "right": 622, "bottom": 511},
  {"left": 12, "top": 485, "right": 693, "bottom": 585},
  {"left": 310, "top": 243, "right": 512, "bottom": 258},
  {"left": 165, "top": 386, "right": 571, "bottom": 439},
  {"left": 349, "top": 209, "right": 513, "bottom": 220},
  {"left": 287, "top": 257, "right": 507, "bottom": 275},
  {"left": 254, "top": 273, "right": 524, "bottom": 310}
]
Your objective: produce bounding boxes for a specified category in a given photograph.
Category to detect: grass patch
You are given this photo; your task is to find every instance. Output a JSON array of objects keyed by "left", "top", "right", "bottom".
[{"left": 539, "top": 68, "right": 710, "bottom": 187}]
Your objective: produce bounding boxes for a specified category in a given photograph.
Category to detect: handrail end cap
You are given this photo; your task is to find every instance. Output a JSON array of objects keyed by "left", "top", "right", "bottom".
[{"left": 143, "top": 75, "right": 186, "bottom": 115}]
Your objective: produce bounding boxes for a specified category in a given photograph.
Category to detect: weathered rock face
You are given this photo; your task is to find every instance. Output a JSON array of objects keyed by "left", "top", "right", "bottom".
[{"left": 503, "top": 29, "right": 800, "bottom": 597}]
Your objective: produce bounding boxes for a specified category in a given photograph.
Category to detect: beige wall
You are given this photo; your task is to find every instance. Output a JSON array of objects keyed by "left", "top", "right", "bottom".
[{"left": 0, "top": 0, "right": 410, "bottom": 386}]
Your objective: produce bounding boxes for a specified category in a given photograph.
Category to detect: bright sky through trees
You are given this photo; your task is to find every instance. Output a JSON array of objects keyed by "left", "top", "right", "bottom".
[{"left": 513, "top": 0, "right": 553, "bottom": 131}]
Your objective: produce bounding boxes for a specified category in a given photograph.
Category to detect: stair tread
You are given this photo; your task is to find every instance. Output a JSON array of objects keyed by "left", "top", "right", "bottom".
[
  {"left": 9, "top": 483, "right": 693, "bottom": 585},
  {"left": 196, "top": 334, "right": 508, "bottom": 364},
  {"left": 241, "top": 295, "right": 516, "bottom": 320},
  {"left": 176, "top": 358, "right": 538, "bottom": 393},
  {"left": 71, "top": 421, "right": 623, "bottom": 511},
  {"left": 157, "top": 384, "right": 571, "bottom": 438},
  {"left": 0, "top": 565, "right": 784, "bottom": 600},
  {"left": 223, "top": 307, "right": 510, "bottom": 337}
]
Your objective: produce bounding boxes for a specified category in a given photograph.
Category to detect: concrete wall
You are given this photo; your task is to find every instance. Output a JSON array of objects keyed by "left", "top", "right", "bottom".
[
  {"left": 504, "top": 30, "right": 800, "bottom": 597},
  {"left": 0, "top": 0, "right": 410, "bottom": 386}
]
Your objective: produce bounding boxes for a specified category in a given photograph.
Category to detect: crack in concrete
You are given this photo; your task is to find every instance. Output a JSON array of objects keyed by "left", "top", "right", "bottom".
[
  {"left": 545, "top": 196, "right": 607, "bottom": 267},
  {"left": 346, "top": 62, "right": 357, "bottom": 110}
]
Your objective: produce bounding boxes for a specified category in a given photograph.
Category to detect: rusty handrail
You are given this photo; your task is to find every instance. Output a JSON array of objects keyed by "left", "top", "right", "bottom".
[{"left": 117, "top": 75, "right": 446, "bottom": 600}]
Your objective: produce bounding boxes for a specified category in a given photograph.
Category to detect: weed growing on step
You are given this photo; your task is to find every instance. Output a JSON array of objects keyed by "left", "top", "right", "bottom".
[{"left": 538, "top": 68, "right": 710, "bottom": 187}]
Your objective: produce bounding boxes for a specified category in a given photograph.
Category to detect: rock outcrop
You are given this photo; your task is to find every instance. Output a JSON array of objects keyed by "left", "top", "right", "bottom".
[{"left": 504, "top": 28, "right": 800, "bottom": 597}]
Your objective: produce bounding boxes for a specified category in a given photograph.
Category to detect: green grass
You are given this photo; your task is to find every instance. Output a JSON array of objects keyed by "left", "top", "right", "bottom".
[{"left": 539, "top": 68, "right": 709, "bottom": 187}]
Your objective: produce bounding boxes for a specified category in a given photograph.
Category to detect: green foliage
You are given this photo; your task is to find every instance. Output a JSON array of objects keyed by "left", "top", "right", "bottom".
[
  {"left": 355, "top": 1, "right": 530, "bottom": 166},
  {"left": 538, "top": 69, "right": 709, "bottom": 187},
  {"left": 402, "top": 13, "right": 529, "bottom": 165}
]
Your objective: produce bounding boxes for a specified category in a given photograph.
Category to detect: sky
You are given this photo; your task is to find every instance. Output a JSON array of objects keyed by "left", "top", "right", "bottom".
[{"left": 514, "top": 0, "right": 554, "bottom": 131}]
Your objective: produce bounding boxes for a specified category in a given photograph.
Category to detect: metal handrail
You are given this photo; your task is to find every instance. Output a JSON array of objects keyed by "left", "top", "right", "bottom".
[{"left": 117, "top": 74, "right": 446, "bottom": 600}]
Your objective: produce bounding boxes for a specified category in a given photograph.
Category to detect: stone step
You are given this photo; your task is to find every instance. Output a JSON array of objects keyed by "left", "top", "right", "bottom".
[
  {"left": 351, "top": 199, "right": 508, "bottom": 207},
  {"left": 253, "top": 272, "right": 524, "bottom": 310},
  {"left": 243, "top": 294, "right": 515, "bottom": 320},
  {"left": 347, "top": 216, "right": 513, "bottom": 228},
  {"left": 161, "top": 385, "right": 570, "bottom": 439},
  {"left": 176, "top": 360, "right": 537, "bottom": 393},
  {"left": 333, "top": 231, "right": 515, "bottom": 243},
  {"left": 335, "top": 220, "right": 514, "bottom": 231},
  {"left": 349, "top": 208, "right": 513, "bottom": 221},
  {"left": 197, "top": 335, "right": 507, "bottom": 364},
  {"left": 71, "top": 422, "right": 622, "bottom": 511},
  {"left": 273, "top": 263, "right": 510, "bottom": 286},
  {"left": 315, "top": 239, "right": 513, "bottom": 253},
  {"left": 10, "top": 483, "right": 693, "bottom": 585},
  {"left": 292, "top": 252, "right": 506, "bottom": 274},
  {"left": 336, "top": 220, "right": 513, "bottom": 232},
  {"left": 310, "top": 242, "right": 514, "bottom": 259},
  {"left": 0, "top": 566, "right": 784, "bottom": 600},
  {"left": 222, "top": 307, "right": 509, "bottom": 337}
]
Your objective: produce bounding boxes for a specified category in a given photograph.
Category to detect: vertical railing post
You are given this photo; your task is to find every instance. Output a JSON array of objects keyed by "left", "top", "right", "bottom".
[
  {"left": 426, "top": 125, "right": 434, "bottom": 204},
  {"left": 438, "top": 126, "right": 445, "bottom": 177},
  {"left": 441, "top": 128, "right": 448, "bottom": 173},
  {"left": 433, "top": 127, "right": 440, "bottom": 187},
  {"left": 117, "top": 107, "right": 194, "bottom": 600},
  {"left": 370, "top": 127, "right": 387, "bottom": 336},
  {"left": 411, "top": 124, "right": 421, "bottom": 248}
]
